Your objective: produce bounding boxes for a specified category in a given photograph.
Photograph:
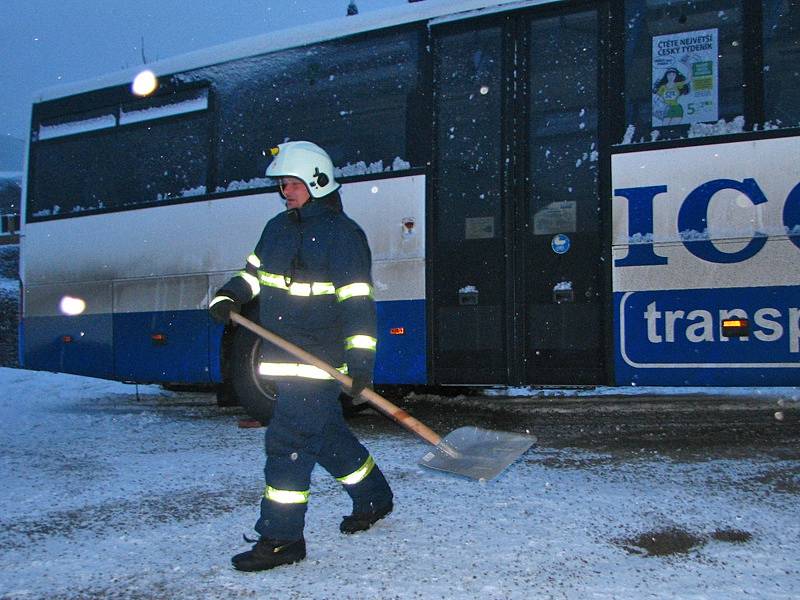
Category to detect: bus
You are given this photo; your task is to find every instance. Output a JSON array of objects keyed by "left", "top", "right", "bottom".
[{"left": 20, "top": 0, "right": 800, "bottom": 412}]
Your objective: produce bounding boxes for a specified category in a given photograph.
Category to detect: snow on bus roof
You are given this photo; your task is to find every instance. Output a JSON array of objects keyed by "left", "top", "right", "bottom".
[{"left": 34, "top": 0, "right": 553, "bottom": 103}]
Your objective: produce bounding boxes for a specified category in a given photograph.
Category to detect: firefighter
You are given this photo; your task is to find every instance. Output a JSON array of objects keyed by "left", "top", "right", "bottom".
[{"left": 209, "top": 141, "right": 393, "bottom": 572}]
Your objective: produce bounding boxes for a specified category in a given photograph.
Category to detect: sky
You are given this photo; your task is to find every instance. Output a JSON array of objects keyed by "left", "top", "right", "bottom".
[{"left": 0, "top": 0, "right": 406, "bottom": 145}]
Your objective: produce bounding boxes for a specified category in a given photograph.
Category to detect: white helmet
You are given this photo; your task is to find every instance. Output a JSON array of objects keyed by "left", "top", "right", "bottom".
[{"left": 266, "top": 141, "right": 340, "bottom": 199}]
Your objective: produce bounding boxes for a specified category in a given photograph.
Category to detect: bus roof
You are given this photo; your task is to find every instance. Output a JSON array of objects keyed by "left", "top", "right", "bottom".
[{"left": 34, "top": 0, "right": 552, "bottom": 103}]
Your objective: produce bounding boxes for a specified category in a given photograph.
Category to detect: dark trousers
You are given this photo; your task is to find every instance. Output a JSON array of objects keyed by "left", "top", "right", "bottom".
[{"left": 255, "top": 379, "right": 393, "bottom": 540}]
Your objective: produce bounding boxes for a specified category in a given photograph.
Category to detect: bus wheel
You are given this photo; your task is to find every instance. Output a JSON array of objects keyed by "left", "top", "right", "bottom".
[{"left": 230, "top": 322, "right": 277, "bottom": 425}]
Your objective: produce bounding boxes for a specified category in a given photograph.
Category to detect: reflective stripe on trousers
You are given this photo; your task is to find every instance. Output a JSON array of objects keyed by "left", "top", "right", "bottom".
[
  {"left": 336, "top": 455, "right": 376, "bottom": 486},
  {"left": 258, "top": 362, "right": 348, "bottom": 380},
  {"left": 264, "top": 485, "right": 309, "bottom": 504}
]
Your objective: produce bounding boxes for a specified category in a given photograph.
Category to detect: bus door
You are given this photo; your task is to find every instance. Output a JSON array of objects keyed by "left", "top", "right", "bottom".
[
  {"left": 432, "top": 5, "right": 605, "bottom": 385},
  {"left": 432, "top": 18, "right": 507, "bottom": 384}
]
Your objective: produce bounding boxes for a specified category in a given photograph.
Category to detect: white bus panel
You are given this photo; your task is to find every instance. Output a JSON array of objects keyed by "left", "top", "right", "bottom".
[{"left": 612, "top": 135, "right": 800, "bottom": 385}]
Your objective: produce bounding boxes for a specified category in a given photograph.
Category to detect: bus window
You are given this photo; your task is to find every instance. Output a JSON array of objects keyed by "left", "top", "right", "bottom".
[
  {"left": 529, "top": 11, "right": 599, "bottom": 235},
  {"left": 434, "top": 26, "right": 503, "bottom": 243},
  {"left": 31, "top": 132, "right": 117, "bottom": 217},
  {"left": 186, "top": 28, "right": 423, "bottom": 193},
  {"left": 113, "top": 114, "right": 209, "bottom": 206},
  {"left": 29, "top": 90, "right": 210, "bottom": 219},
  {"left": 763, "top": 0, "right": 800, "bottom": 128},
  {"left": 38, "top": 107, "right": 116, "bottom": 141},
  {"left": 622, "top": 0, "right": 745, "bottom": 143}
]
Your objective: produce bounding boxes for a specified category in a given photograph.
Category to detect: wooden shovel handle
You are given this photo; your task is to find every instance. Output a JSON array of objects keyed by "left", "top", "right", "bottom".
[{"left": 230, "top": 312, "right": 443, "bottom": 447}]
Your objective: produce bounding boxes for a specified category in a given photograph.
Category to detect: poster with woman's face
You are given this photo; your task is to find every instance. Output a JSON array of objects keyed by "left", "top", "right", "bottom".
[{"left": 651, "top": 28, "right": 718, "bottom": 127}]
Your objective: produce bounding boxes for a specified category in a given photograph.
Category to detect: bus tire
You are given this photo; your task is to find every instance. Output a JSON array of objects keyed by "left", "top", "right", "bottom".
[{"left": 230, "top": 321, "right": 277, "bottom": 425}]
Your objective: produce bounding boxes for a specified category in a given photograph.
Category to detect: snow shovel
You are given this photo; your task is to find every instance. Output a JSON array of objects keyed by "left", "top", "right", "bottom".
[{"left": 230, "top": 313, "right": 536, "bottom": 480}]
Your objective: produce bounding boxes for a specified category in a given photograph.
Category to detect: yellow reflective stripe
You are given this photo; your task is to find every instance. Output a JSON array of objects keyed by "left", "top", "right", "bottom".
[
  {"left": 247, "top": 253, "right": 261, "bottom": 268},
  {"left": 287, "top": 281, "right": 335, "bottom": 296},
  {"left": 209, "top": 294, "right": 233, "bottom": 308},
  {"left": 287, "top": 282, "right": 312, "bottom": 296},
  {"left": 259, "top": 271, "right": 289, "bottom": 290},
  {"left": 311, "top": 281, "right": 336, "bottom": 295},
  {"left": 336, "top": 282, "right": 373, "bottom": 301},
  {"left": 257, "top": 271, "right": 335, "bottom": 296},
  {"left": 337, "top": 455, "right": 376, "bottom": 486},
  {"left": 345, "top": 335, "right": 377, "bottom": 351},
  {"left": 264, "top": 485, "right": 309, "bottom": 504},
  {"left": 237, "top": 271, "right": 261, "bottom": 296},
  {"left": 258, "top": 362, "right": 348, "bottom": 380}
]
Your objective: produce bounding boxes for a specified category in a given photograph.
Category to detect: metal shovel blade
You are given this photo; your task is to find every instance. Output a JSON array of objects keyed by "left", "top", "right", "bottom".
[{"left": 418, "top": 426, "right": 537, "bottom": 481}]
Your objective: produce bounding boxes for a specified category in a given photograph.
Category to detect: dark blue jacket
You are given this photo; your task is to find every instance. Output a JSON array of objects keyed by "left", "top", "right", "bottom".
[{"left": 221, "top": 196, "right": 376, "bottom": 381}]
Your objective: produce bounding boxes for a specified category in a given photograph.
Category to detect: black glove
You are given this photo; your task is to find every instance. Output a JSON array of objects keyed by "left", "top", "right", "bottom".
[
  {"left": 344, "top": 373, "right": 372, "bottom": 404},
  {"left": 209, "top": 293, "right": 241, "bottom": 324}
]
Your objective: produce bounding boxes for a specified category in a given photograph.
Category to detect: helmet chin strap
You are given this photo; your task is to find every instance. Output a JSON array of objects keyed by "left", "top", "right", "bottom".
[{"left": 287, "top": 207, "right": 301, "bottom": 223}]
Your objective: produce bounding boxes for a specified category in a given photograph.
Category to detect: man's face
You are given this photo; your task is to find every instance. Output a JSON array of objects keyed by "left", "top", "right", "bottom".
[{"left": 280, "top": 177, "right": 311, "bottom": 210}]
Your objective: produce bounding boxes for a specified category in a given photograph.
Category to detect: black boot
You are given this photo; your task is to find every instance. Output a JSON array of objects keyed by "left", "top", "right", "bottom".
[
  {"left": 340, "top": 501, "right": 393, "bottom": 534},
  {"left": 231, "top": 537, "right": 306, "bottom": 572}
]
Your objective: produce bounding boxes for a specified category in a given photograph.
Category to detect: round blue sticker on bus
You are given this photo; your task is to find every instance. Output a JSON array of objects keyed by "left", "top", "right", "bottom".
[{"left": 551, "top": 234, "right": 571, "bottom": 254}]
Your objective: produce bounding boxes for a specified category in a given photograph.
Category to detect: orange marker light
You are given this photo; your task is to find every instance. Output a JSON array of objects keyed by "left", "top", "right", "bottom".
[
  {"left": 389, "top": 327, "right": 405, "bottom": 335},
  {"left": 721, "top": 318, "right": 749, "bottom": 337}
]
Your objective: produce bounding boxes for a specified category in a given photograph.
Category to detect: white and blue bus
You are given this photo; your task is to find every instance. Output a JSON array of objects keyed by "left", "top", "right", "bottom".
[{"left": 19, "top": 0, "right": 800, "bottom": 406}]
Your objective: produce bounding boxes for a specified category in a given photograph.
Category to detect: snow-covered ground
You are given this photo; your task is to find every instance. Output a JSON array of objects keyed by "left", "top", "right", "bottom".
[{"left": 1, "top": 366, "right": 798, "bottom": 599}]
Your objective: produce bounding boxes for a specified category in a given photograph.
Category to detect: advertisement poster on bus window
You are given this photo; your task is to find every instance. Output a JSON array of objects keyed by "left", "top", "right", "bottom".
[{"left": 651, "top": 28, "right": 718, "bottom": 127}]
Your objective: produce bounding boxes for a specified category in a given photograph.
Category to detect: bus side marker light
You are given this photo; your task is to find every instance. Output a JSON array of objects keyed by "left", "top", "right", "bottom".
[
  {"left": 62, "top": 335, "right": 73, "bottom": 343},
  {"left": 151, "top": 333, "right": 167, "bottom": 345},
  {"left": 722, "top": 319, "right": 749, "bottom": 338},
  {"left": 390, "top": 327, "right": 405, "bottom": 335}
]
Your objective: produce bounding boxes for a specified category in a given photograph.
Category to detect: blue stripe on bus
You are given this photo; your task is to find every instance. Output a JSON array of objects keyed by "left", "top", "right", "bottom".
[
  {"left": 21, "top": 298, "right": 427, "bottom": 385},
  {"left": 375, "top": 299, "right": 427, "bottom": 385},
  {"left": 614, "top": 285, "right": 800, "bottom": 386},
  {"left": 114, "top": 311, "right": 212, "bottom": 384},
  {"left": 22, "top": 313, "right": 114, "bottom": 379}
]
